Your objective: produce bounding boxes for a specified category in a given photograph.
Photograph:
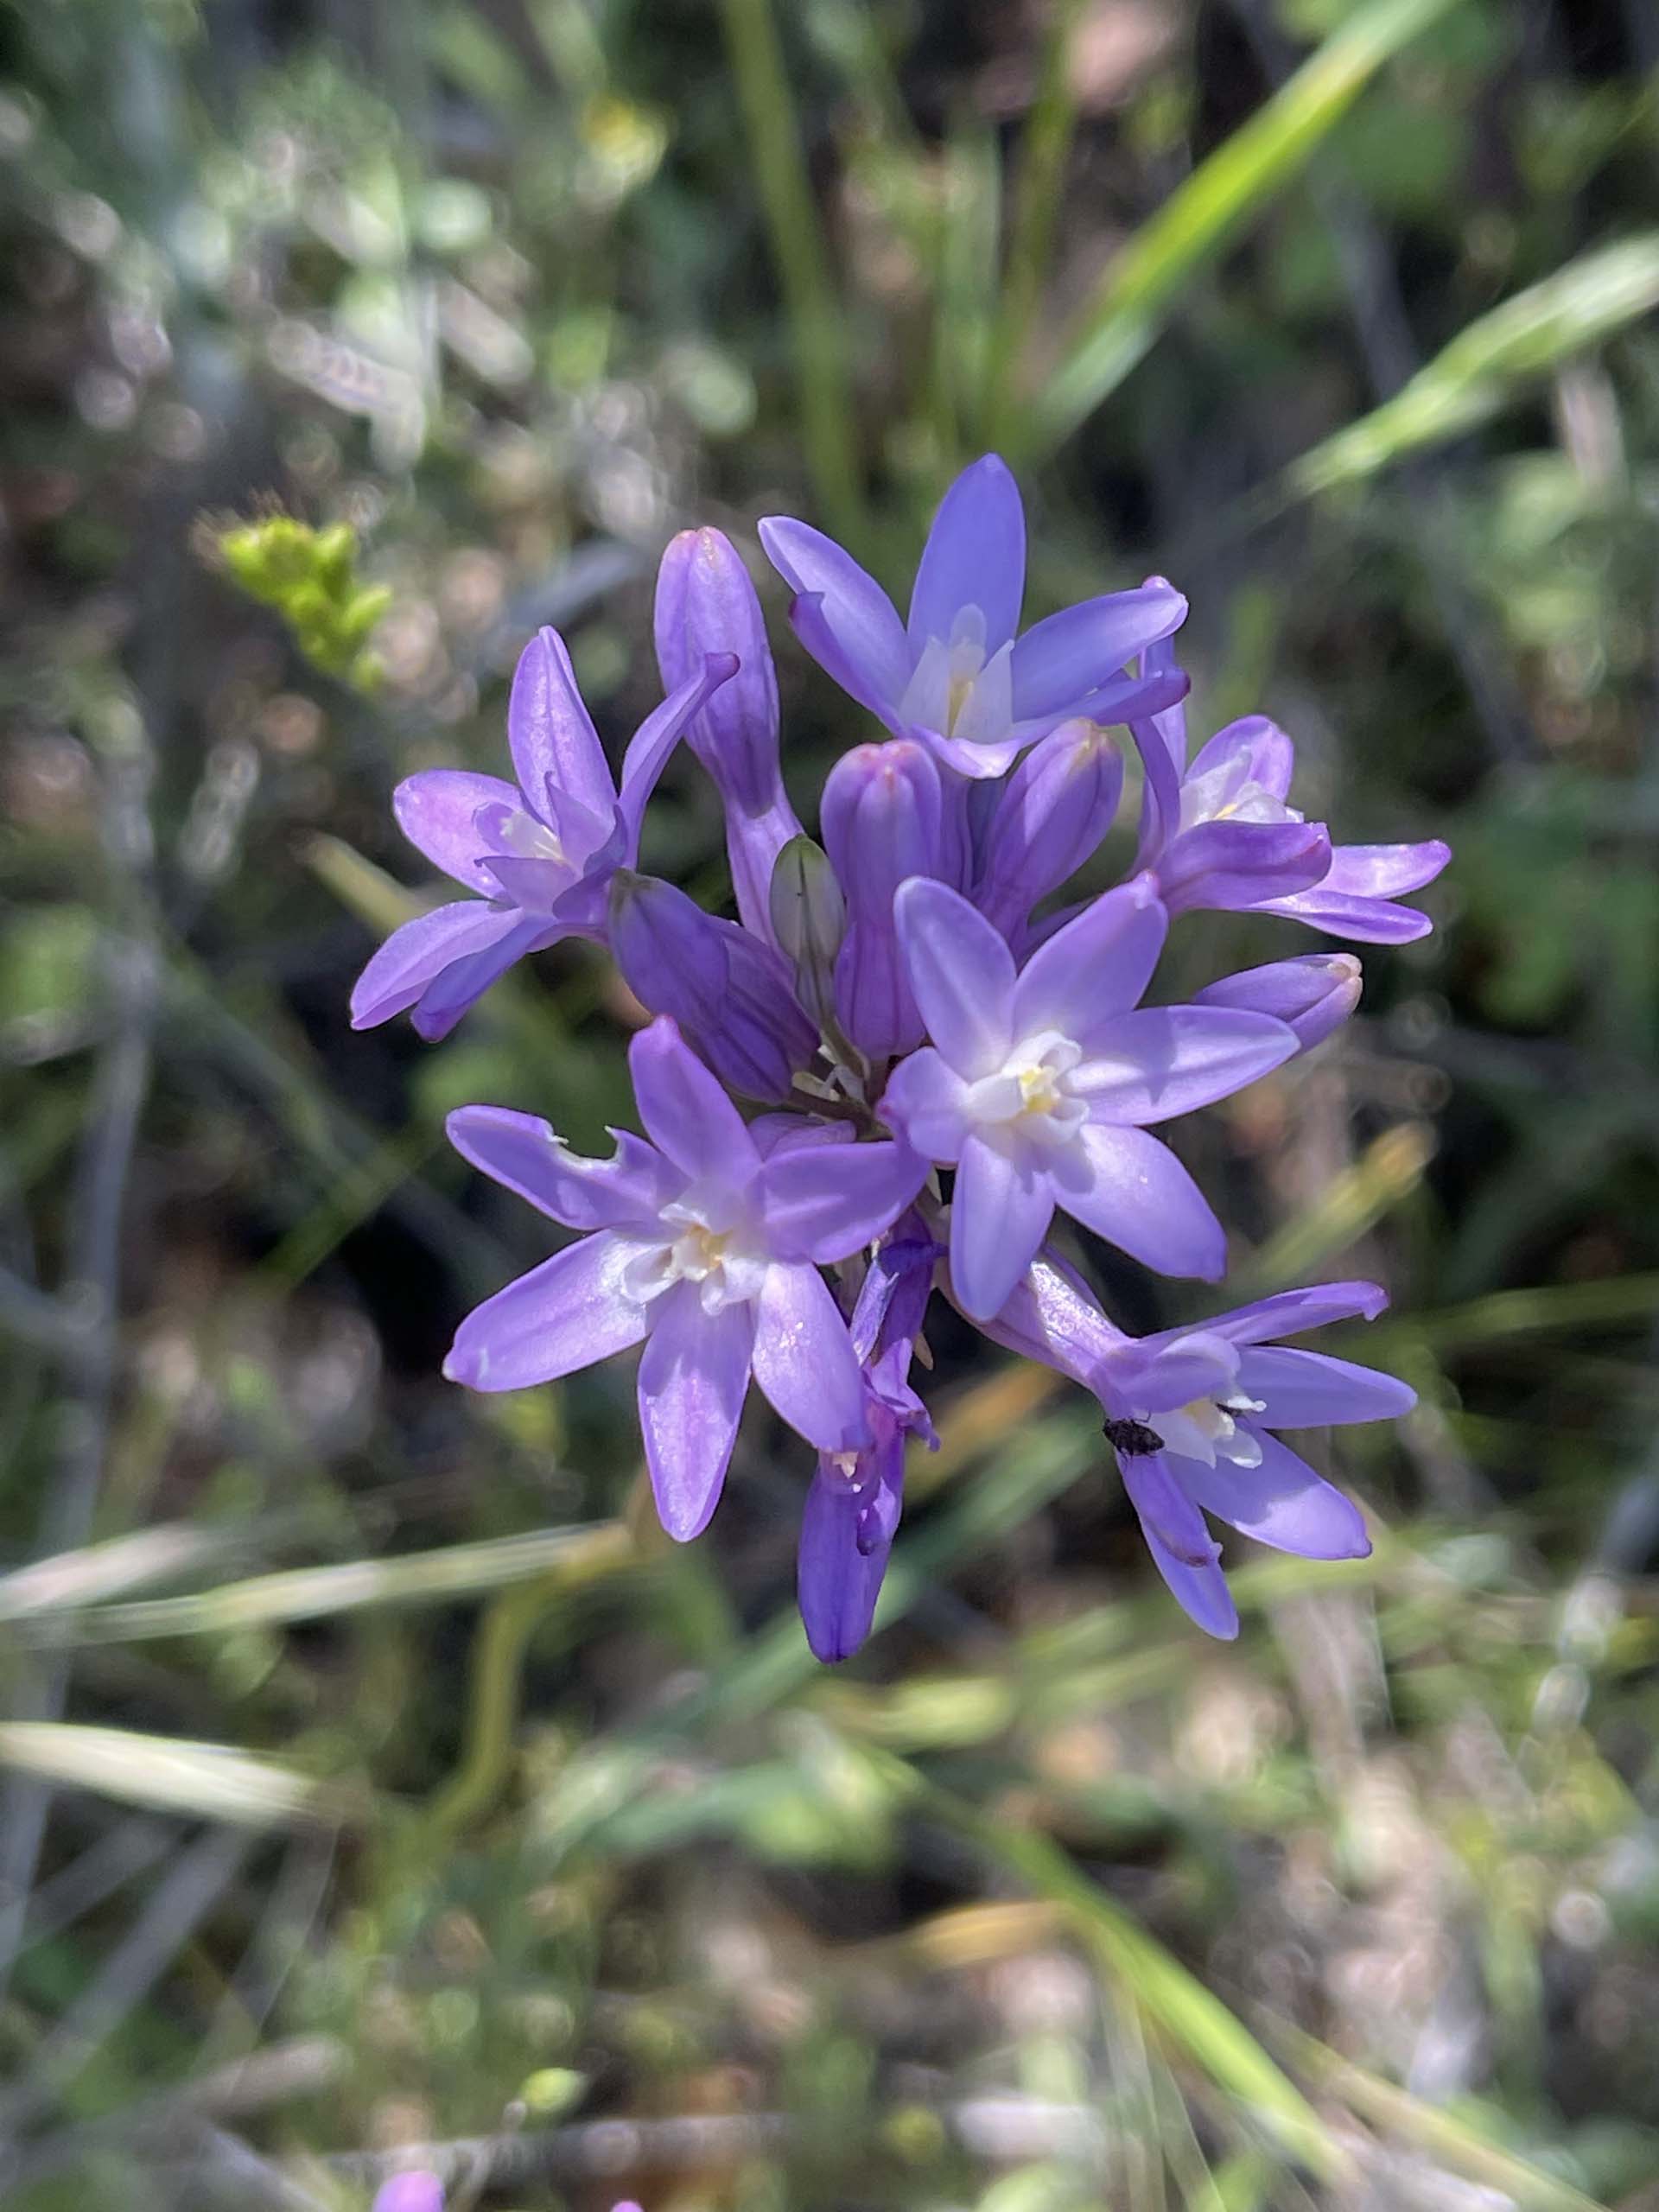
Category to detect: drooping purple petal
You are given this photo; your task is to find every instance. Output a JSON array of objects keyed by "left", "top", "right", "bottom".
[
  {"left": 1141, "top": 1522, "right": 1239, "bottom": 1639},
  {"left": 1009, "top": 877, "right": 1167, "bottom": 1044},
  {"left": 907, "top": 454, "right": 1027, "bottom": 655},
  {"left": 637, "top": 1282, "right": 756, "bottom": 1541},
  {"left": 616, "top": 652, "right": 740, "bottom": 849},
  {"left": 1009, "top": 579, "right": 1187, "bottom": 721},
  {"left": 1202, "top": 1282, "right": 1389, "bottom": 1342},
  {"left": 349, "top": 900, "right": 522, "bottom": 1031},
  {"left": 1179, "top": 1429, "right": 1370, "bottom": 1560},
  {"left": 1185, "top": 714, "right": 1296, "bottom": 801},
  {"left": 757, "top": 1139, "right": 928, "bottom": 1264},
  {"left": 507, "top": 627, "right": 615, "bottom": 824},
  {"left": 798, "top": 1430, "right": 905, "bottom": 1664},
  {"left": 445, "top": 1105, "right": 678, "bottom": 1231},
  {"left": 1119, "top": 1451, "right": 1221, "bottom": 1569},
  {"left": 1233, "top": 1345, "right": 1416, "bottom": 1427},
  {"left": 950, "top": 1135, "right": 1056, "bottom": 1322},
  {"left": 626, "top": 1015, "right": 761, "bottom": 1189},
  {"left": 1154, "top": 819, "right": 1333, "bottom": 916},
  {"left": 1057, "top": 1124, "right": 1226, "bottom": 1281},
  {"left": 749, "top": 1262, "right": 870, "bottom": 1452},
  {"left": 759, "top": 517, "right": 912, "bottom": 716},
  {"left": 410, "top": 912, "right": 555, "bottom": 1041},
  {"left": 1071, "top": 1006, "right": 1295, "bottom": 1126},
  {"left": 392, "top": 771, "right": 520, "bottom": 892},
  {"left": 877, "top": 1047, "right": 972, "bottom": 1164},
  {"left": 893, "top": 878, "right": 1016, "bottom": 1077},
  {"left": 443, "top": 1230, "right": 651, "bottom": 1391},
  {"left": 1250, "top": 884, "right": 1435, "bottom": 944}
]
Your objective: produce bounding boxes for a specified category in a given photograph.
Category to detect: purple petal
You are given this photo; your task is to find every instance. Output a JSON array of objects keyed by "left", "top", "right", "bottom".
[
  {"left": 392, "top": 771, "right": 521, "bottom": 892},
  {"left": 950, "top": 1135, "right": 1056, "bottom": 1321},
  {"left": 1010, "top": 877, "right": 1167, "bottom": 1043},
  {"left": 1179, "top": 1429, "right": 1370, "bottom": 1560},
  {"left": 410, "top": 912, "right": 553, "bottom": 1040},
  {"left": 1321, "top": 839, "right": 1451, "bottom": 898},
  {"left": 976, "top": 1246, "right": 1125, "bottom": 1386},
  {"left": 445, "top": 1105, "right": 678, "bottom": 1231},
  {"left": 1072, "top": 1007, "right": 1295, "bottom": 1126},
  {"left": 1141, "top": 1523, "right": 1239, "bottom": 1639},
  {"left": 750, "top": 1262, "right": 870, "bottom": 1452},
  {"left": 349, "top": 900, "right": 522, "bottom": 1031},
  {"left": 877, "top": 1046, "right": 972, "bottom": 1164},
  {"left": 893, "top": 878, "right": 1016, "bottom": 1077},
  {"left": 1119, "top": 1450, "right": 1219, "bottom": 1569},
  {"left": 1234, "top": 1345, "right": 1416, "bottom": 1427},
  {"left": 1203, "top": 1282, "right": 1389, "bottom": 1342},
  {"left": 1057, "top": 1125, "right": 1225, "bottom": 1280},
  {"left": 1096, "top": 1328, "right": 1239, "bottom": 1416},
  {"left": 653, "top": 526, "right": 785, "bottom": 817},
  {"left": 974, "top": 718, "right": 1125, "bottom": 937},
  {"left": 1129, "top": 624, "right": 1189, "bottom": 865},
  {"left": 616, "top": 652, "right": 740, "bottom": 849},
  {"left": 1155, "top": 819, "right": 1333, "bottom": 915},
  {"left": 626, "top": 1016, "right": 760, "bottom": 1189},
  {"left": 443, "top": 1230, "right": 650, "bottom": 1391},
  {"left": 1009, "top": 579, "right": 1187, "bottom": 721},
  {"left": 908, "top": 454, "right": 1027, "bottom": 654},
  {"left": 759, "top": 517, "right": 912, "bottom": 715},
  {"left": 798, "top": 1429, "right": 905, "bottom": 1663},
  {"left": 1250, "top": 886, "right": 1434, "bottom": 944},
  {"left": 822, "top": 740, "right": 950, "bottom": 1058},
  {"left": 757, "top": 1140, "right": 928, "bottom": 1264},
  {"left": 637, "top": 1281, "right": 755, "bottom": 1541},
  {"left": 1193, "top": 955, "right": 1362, "bottom": 1052},
  {"left": 911, "top": 722, "right": 1027, "bottom": 783},
  {"left": 1185, "top": 714, "right": 1295, "bottom": 800},
  {"left": 507, "top": 627, "right": 615, "bottom": 823},
  {"left": 372, "top": 2177, "right": 445, "bottom": 2212}
]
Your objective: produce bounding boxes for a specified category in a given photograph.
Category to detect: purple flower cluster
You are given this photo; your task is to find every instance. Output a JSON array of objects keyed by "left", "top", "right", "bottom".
[{"left": 353, "top": 457, "right": 1443, "bottom": 1656}]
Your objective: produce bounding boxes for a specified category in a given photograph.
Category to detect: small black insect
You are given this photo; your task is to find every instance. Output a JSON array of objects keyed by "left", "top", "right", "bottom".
[{"left": 1103, "top": 1416, "right": 1165, "bottom": 1457}]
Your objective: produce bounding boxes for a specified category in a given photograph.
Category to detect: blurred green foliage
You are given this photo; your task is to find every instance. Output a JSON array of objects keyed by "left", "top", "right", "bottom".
[{"left": 1, "top": 0, "right": 1659, "bottom": 2208}]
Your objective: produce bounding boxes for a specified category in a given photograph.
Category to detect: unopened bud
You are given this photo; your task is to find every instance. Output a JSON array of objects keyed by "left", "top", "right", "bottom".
[{"left": 1193, "top": 953, "right": 1361, "bottom": 1052}]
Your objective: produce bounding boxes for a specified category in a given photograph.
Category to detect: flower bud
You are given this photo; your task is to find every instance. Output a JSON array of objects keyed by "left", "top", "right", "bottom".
[
  {"left": 1193, "top": 953, "right": 1361, "bottom": 1052},
  {"left": 608, "top": 871, "right": 817, "bottom": 1103},
  {"left": 654, "top": 527, "right": 802, "bottom": 944},
  {"left": 768, "top": 835, "right": 846, "bottom": 1034},
  {"left": 975, "top": 717, "right": 1125, "bottom": 936},
  {"left": 820, "top": 739, "right": 949, "bottom": 1060}
]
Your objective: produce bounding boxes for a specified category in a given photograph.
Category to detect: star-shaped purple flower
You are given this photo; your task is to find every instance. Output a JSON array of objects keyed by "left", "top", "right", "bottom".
[
  {"left": 992, "top": 1255, "right": 1415, "bottom": 1637},
  {"left": 877, "top": 876, "right": 1298, "bottom": 1321},
  {"left": 760, "top": 455, "right": 1189, "bottom": 779},
  {"left": 351, "top": 628, "right": 734, "bottom": 1039},
  {"left": 443, "top": 1017, "right": 927, "bottom": 1541}
]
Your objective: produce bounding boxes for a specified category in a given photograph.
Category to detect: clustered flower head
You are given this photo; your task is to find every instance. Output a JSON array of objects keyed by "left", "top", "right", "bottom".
[{"left": 353, "top": 457, "right": 1446, "bottom": 1660}]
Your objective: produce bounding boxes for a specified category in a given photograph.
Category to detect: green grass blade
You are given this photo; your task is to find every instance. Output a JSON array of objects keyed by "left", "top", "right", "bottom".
[
  {"left": 1021, "top": 0, "right": 1462, "bottom": 459},
  {"left": 1287, "top": 232, "right": 1659, "bottom": 498}
]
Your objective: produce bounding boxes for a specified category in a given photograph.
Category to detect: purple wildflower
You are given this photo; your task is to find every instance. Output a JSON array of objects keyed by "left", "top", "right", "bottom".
[
  {"left": 797, "top": 1218, "right": 940, "bottom": 1662},
  {"left": 350, "top": 628, "right": 734, "bottom": 1039},
  {"left": 878, "top": 877, "right": 1298, "bottom": 1321},
  {"left": 1130, "top": 658, "right": 1450, "bottom": 943},
  {"left": 990, "top": 1254, "right": 1414, "bottom": 1637},
  {"left": 654, "top": 526, "right": 802, "bottom": 946},
  {"left": 443, "top": 1017, "right": 927, "bottom": 1541},
  {"left": 760, "top": 455, "right": 1190, "bottom": 779}
]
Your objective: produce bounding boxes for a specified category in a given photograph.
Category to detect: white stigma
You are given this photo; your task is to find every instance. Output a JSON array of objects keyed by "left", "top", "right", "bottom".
[{"left": 1153, "top": 1395, "right": 1268, "bottom": 1469}]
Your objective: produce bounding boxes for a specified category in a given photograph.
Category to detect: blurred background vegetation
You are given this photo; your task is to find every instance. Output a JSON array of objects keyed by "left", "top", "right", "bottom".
[{"left": 2, "top": 0, "right": 1658, "bottom": 2205}]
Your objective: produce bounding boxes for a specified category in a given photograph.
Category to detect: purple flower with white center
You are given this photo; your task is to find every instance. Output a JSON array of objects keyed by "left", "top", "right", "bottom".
[
  {"left": 820, "top": 737, "right": 966, "bottom": 1061},
  {"left": 608, "top": 870, "right": 817, "bottom": 1103},
  {"left": 1130, "top": 666, "right": 1450, "bottom": 943},
  {"left": 797, "top": 1217, "right": 940, "bottom": 1663},
  {"left": 443, "top": 1016, "right": 927, "bottom": 1542},
  {"left": 760, "top": 455, "right": 1190, "bottom": 780},
  {"left": 1193, "top": 952, "right": 1362, "bottom": 1053},
  {"left": 654, "top": 526, "right": 803, "bottom": 948},
  {"left": 878, "top": 876, "right": 1299, "bottom": 1321},
  {"left": 990, "top": 1255, "right": 1414, "bottom": 1637},
  {"left": 351, "top": 628, "right": 735, "bottom": 1039}
]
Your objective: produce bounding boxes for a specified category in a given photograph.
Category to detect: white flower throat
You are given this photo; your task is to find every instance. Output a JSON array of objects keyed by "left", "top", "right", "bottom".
[
  {"left": 899, "top": 604, "right": 1014, "bottom": 747},
  {"left": 965, "top": 1028, "right": 1089, "bottom": 1149},
  {"left": 621, "top": 1189, "right": 767, "bottom": 1315},
  {"left": 1146, "top": 1394, "right": 1268, "bottom": 1468}
]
